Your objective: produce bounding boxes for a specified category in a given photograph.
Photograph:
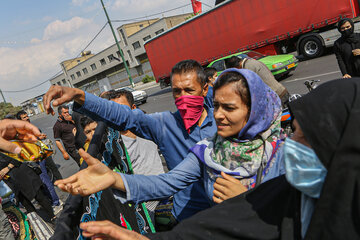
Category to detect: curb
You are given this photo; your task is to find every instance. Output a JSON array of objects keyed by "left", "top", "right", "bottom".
[{"left": 133, "top": 81, "right": 159, "bottom": 91}]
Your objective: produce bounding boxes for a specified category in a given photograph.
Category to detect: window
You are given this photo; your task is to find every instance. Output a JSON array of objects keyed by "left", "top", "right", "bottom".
[
  {"left": 91, "top": 63, "right": 97, "bottom": 70},
  {"left": 76, "top": 71, "right": 81, "bottom": 77},
  {"left": 132, "top": 41, "right": 141, "bottom": 50},
  {"left": 71, "top": 74, "right": 75, "bottom": 80},
  {"left": 155, "top": 29, "right": 164, "bottom": 35},
  {"left": 139, "top": 24, "right": 143, "bottom": 28},
  {"left": 127, "top": 50, "right": 134, "bottom": 62},
  {"left": 119, "top": 29, "right": 127, "bottom": 46},
  {"left": 100, "top": 58, "right": 106, "bottom": 66},
  {"left": 62, "top": 79, "right": 66, "bottom": 85},
  {"left": 143, "top": 35, "right": 151, "bottom": 41},
  {"left": 108, "top": 54, "right": 115, "bottom": 62},
  {"left": 77, "top": 60, "right": 81, "bottom": 63},
  {"left": 82, "top": 68, "right": 88, "bottom": 74},
  {"left": 57, "top": 81, "right": 61, "bottom": 85}
]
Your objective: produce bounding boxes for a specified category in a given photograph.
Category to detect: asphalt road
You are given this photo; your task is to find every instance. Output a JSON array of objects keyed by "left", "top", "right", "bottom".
[{"left": 30, "top": 51, "right": 342, "bottom": 202}]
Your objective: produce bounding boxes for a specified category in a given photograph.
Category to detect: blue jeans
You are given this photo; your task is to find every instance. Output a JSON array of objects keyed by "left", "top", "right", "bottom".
[{"left": 39, "top": 160, "right": 60, "bottom": 206}]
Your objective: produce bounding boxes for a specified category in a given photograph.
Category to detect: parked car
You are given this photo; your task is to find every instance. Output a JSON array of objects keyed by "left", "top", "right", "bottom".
[
  {"left": 207, "top": 50, "right": 298, "bottom": 79},
  {"left": 115, "top": 87, "right": 148, "bottom": 105}
]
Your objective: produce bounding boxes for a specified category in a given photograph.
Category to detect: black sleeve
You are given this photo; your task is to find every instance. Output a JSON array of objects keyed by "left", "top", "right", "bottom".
[
  {"left": 334, "top": 41, "right": 348, "bottom": 75},
  {"left": 53, "top": 123, "right": 61, "bottom": 140},
  {"left": 147, "top": 175, "right": 301, "bottom": 240}
]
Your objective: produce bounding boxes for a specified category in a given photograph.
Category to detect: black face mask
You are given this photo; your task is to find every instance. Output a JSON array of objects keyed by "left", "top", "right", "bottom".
[{"left": 341, "top": 28, "right": 354, "bottom": 38}]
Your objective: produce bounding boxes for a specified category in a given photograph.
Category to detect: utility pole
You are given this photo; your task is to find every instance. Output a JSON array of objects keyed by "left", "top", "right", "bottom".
[
  {"left": 100, "top": 0, "right": 135, "bottom": 87},
  {"left": 0, "top": 89, "right": 6, "bottom": 104}
]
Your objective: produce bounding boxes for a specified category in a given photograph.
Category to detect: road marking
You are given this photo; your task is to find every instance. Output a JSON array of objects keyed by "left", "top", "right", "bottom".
[{"left": 285, "top": 71, "right": 341, "bottom": 83}]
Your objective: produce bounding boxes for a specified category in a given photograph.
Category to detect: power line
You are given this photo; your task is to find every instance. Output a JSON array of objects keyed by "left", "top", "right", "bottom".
[
  {"left": 111, "top": 3, "right": 192, "bottom": 22},
  {"left": 2, "top": 22, "right": 108, "bottom": 93}
]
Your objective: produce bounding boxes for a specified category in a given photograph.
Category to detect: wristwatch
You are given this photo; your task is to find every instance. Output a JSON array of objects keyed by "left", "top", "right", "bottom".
[{"left": 7, "top": 166, "right": 12, "bottom": 171}]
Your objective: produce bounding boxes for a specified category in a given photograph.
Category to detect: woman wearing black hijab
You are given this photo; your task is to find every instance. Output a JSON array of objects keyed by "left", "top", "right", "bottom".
[
  {"left": 334, "top": 18, "right": 360, "bottom": 78},
  {"left": 77, "top": 78, "right": 360, "bottom": 240}
]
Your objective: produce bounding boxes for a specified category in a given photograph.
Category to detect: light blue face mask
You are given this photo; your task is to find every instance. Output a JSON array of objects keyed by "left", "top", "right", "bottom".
[{"left": 283, "top": 138, "right": 327, "bottom": 198}]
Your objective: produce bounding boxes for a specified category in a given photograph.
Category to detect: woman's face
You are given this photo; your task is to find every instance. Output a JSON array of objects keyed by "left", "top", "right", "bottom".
[
  {"left": 213, "top": 82, "right": 249, "bottom": 138},
  {"left": 291, "top": 119, "right": 311, "bottom": 148}
]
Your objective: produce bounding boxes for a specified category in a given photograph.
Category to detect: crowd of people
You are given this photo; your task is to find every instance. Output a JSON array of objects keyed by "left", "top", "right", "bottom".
[{"left": 0, "top": 18, "right": 359, "bottom": 240}]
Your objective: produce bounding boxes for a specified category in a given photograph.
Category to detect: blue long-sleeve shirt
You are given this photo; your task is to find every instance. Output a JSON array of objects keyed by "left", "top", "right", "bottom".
[
  {"left": 119, "top": 145, "right": 286, "bottom": 208},
  {"left": 204, "top": 86, "right": 214, "bottom": 108},
  {"left": 74, "top": 92, "right": 217, "bottom": 221}
]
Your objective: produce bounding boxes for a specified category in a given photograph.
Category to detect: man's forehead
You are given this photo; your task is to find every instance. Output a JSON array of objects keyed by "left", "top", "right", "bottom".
[{"left": 172, "top": 71, "right": 200, "bottom": 85}]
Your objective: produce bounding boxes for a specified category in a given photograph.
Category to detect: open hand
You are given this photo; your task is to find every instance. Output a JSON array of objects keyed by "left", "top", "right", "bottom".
[
  {"left": 55, "top": 149, "right": 118, "bottom": 196},
  {"left": 352, "top": 49, "right": 360, "bottom": 56},
  {"left": 80, "top": 220, "right": 149, "bottom": 240},
  {"left": 213, "top": 172, "right": 247, "bottom": 204},
  {"left": 0, "top": 119, "right": 40, "bottom": 154},
  {"left": 42, "top": 85, "right": 85, "bottom": 115}
]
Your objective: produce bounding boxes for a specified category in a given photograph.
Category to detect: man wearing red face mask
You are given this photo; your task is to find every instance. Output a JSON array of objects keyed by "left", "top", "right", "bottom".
[{"left": 43, "top": 60, "right": 217, "bottom": 226}]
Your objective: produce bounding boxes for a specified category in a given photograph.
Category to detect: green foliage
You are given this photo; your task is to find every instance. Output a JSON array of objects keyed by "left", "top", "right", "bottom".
[
  {"left": 0, "top": 102, "right": 22, "bottom": 119},
  {"left": 142, "top": 75, "right": 155, "bottom": 84}
]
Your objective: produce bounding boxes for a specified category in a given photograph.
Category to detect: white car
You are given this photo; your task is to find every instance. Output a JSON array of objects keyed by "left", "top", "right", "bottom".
[{"left": 116, "top": 87, "right": 148, "bottom": 105}]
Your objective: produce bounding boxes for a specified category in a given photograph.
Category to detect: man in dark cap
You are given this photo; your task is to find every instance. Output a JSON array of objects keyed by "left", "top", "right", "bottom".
[{"left": 334, "top": 18, "right": 360, "bottom": 78}]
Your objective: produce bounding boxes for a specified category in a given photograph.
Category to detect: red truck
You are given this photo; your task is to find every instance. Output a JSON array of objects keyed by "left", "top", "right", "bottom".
[{"left": 144, "top": 0, "right": 360, "bottom": 87}]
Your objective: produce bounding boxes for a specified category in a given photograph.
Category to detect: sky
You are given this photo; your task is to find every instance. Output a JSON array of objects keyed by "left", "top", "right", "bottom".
[{"left": 0, "top": 0, "right": 215, "bottom": 106}]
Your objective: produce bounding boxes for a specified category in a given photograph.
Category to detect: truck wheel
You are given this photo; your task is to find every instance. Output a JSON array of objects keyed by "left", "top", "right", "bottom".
[{"left": 300, "top": 36, "right": 324, "bottom": 59}]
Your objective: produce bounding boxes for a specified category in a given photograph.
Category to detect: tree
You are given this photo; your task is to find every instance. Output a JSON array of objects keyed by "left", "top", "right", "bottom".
[{"left": 0, "top": 102, "right": 22, "bottom": 119}]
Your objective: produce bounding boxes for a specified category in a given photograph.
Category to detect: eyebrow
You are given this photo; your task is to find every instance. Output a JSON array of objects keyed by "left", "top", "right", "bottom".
[{"left": 213, "top": 101, "right": 237, "bottom": 106}]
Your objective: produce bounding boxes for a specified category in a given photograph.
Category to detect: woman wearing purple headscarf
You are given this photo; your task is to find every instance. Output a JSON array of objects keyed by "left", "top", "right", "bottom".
[{"left": 55, "top": 69, "right": 285, "bottom": 219}]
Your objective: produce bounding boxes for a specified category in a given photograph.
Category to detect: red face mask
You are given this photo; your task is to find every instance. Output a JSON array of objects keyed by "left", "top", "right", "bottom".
[{"left": 175, "top": 95, "right": 204, "bottom": 133}]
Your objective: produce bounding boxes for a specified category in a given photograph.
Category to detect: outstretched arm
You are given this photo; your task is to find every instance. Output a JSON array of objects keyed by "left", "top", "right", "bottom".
[
  {"left": 56, "top": 150, "right": 202, "bottom": 203},
  {"left": 55, "top": 149, "right": 125, "bottom": 196},
  {"left": 43, "top": 85, "right": 163, "bottom": 144}
]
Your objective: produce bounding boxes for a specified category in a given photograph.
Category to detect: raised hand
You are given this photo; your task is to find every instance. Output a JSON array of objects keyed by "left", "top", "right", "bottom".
[
  {"left": 0, "top": 119, "right": 41, "bottom": 154},
  {"left": 42, "top": 85, "right": 85, "bottom": 115},
  {"left": 213, "top": 172, "right": 247, "bottom": 204},
  {"left": 54, "top": 149, "right": 125, "bottom": 196},
  {"left": 80, "top": 220, "right": 149, "bottom": 240}
]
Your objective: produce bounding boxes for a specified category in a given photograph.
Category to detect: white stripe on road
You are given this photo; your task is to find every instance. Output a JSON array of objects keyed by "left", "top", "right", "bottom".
[{"left": 285, "top": 71, "right": 341, "bottom": 83}]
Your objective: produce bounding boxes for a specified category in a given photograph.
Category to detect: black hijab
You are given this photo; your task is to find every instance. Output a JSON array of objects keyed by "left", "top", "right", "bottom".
[
  {"left": 338, "top": 18, "right": 358, "bottom": 43},
  {"left": 289, "top": 78, "right": 360, "bottom": 239}
]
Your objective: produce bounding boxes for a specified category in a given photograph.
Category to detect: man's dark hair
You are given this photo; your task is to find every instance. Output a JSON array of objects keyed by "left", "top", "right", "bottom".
[
  {"left": 171, "top": 60, "right": 207, "bottom": 87},
  {"left": 16, "top": 110, "right": 27, "bottom": 120},
  {"left": 80, "top": 116, "right": 95, "bottom": 130},
  {"left": 4, "top": 114, "right": 16, "bottom": 120},
  {"left": 58, "top": 105, "right": 69, "bottom": 115},
  {"left": 225, "top": 56, "right": 242, "bottom": 69},
  {"left": 107, "top": 89, "right": 135, "bottom": 107},
  {"left": 204, "top": 67, "right": 217, "bottom": 83}
]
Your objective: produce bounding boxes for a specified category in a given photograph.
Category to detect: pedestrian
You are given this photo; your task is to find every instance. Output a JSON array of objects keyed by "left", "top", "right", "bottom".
[
  {"left": 334, "top": 18, "right": 360, "bottom": 78},
  {"left": 53, "top": 105, "right": 81, "bottom": 166},
  {"left": 106, "top": 89, "right": 165, "bottom": 220},
  {"left": 43, "top": 60, "right": 216, "bottom": 228},
  {"left": 225, "top": 55, "right": 289, "bottom": 105},
  {"left": 16, "top": 110, "right": 63, "bottom": 214},
  {"left": 0, "top": 120, "right": 56, "bottom": 224},
  {"left": 203, "top": 67, "right": 217, "bottom": 108}
]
